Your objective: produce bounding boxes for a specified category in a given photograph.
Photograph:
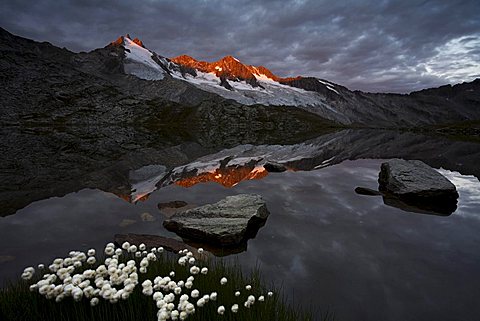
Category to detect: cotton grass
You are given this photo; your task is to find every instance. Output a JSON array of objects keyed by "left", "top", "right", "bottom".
[{"left": 0, "top": 242, "right": 318, "bottom": 321}]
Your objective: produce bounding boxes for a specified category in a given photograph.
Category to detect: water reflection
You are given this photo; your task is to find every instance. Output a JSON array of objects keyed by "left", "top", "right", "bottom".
[
  {"left": 2, "top": 129, "right": 480, "bottom": 217},
  {"left": 104, "top": 130, "right": 480, "bottom": 209},
  {"left": 1, "top": 159, "right": 480, "bottom": 321},
  {"left": 381, "top": 194, "right": 457, "bottom": 216}
]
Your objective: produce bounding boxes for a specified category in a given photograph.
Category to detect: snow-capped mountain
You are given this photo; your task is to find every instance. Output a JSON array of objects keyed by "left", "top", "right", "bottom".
[
  {"left": 108, "top": 34, "right": 480, "bottom": 127},
  {"left": 111, "top": 34, "right": 348, "bottom": 122}
]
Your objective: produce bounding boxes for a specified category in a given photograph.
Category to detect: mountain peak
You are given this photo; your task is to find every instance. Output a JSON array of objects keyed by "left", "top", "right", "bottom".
[
  {"left": 171, "top": 54, "right": 283, "bottom": 86},
  {"left": 221, "top": 55, "right": 241, "bottom": 63},
  {"left": 172, "top": 55, "right": 199, "bottom": 64},
  {"left": 110, "top": 36, "right": 124, "bottom": 46},
  {"left": 109, "top": 34, "right": 145, "bottom": 48},
  {"left": 131, "top": 37, "right": 145, "bottom": 48}
]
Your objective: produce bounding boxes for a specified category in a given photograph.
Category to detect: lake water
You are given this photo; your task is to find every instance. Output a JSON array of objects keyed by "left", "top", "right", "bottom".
[{"left": 1, "top": 130, "right": 480, "bottom": 321}]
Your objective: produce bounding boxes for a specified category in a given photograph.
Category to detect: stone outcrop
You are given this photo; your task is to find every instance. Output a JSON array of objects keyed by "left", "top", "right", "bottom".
[
  {"left": 378, "top": 159, "right": 459, "bottom": 215},
  {"left": 163, "top": 194, "right": 269, "bottom": 246}
]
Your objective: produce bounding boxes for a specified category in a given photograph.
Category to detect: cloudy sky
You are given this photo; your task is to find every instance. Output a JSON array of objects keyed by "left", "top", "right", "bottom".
[{"left": 1, "top": 0, "right": 479, "bottom": 92}]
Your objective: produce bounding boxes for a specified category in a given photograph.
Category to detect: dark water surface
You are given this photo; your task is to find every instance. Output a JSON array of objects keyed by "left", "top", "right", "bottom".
[{"left": 1, "top": 130, "right": 480, "bottom": 321}]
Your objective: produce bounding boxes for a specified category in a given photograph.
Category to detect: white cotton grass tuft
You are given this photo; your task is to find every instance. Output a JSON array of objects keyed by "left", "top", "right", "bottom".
[
  {"left": 104, "top": 247, "right": 114, "bottom": 256},
  {"left": 189, "top": 266, "right": 200, "bottom": 275},
  {"left": 196, "top": 297, "right": 205, "bottom": 307},
  {"left": 191, "top": 289, "right": 200, "bottom": 298},
  {"left": 21, "top": 267, "right": 35, "bottom": 280},
  {"left": 18, "top": 240, "right": 280, "bottom": 320},
  {"left": 209, "top": 292, "right": 217, "bottom": 301}
]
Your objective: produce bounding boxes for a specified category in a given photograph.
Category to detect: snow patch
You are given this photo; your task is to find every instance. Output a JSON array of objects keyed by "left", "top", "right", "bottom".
[
  {"left": 318, "top": 79, "right": 333, "bottom": 86},
  {"left": 123, "top": 36, "right": 166, "bottom": 80},
  {"left": 172, "top": 69, "right": 345, "bottom": 121},
  {"left": 327, "top": 86, "right": 340, "bottom": 95},
  {"left": 255, "top": 73, "right": 276, "bottom": 82}
]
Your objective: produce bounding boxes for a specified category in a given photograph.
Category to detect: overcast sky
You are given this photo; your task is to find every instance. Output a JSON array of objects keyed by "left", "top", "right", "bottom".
[{"left": 1, "top": 0, "right": 479, "bottom": 92}]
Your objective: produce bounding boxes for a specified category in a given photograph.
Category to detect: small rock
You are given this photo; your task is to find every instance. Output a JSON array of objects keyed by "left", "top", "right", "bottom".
[
  {"left": 158, "top": 200, "right": 188, "bottom": 210},
  {"left": 263, "top": 161, "right": 287, "bottom": 173},
  {"left": 163, "top": 194, "right": 269, "bottom": 246},
  {"left": 119, "top": 219, "right": 136, "bottom": 227},
  {"left": 140, "top": 212, "right": 156, "bottom": 222},
  {"left": 0, "top": 255, "right": 15, "bottom": 264}
]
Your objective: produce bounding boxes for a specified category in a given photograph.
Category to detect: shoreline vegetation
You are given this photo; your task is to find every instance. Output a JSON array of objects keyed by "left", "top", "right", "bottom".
[{"left": 0, "top": 242, "right": 329, "bottom": 321}]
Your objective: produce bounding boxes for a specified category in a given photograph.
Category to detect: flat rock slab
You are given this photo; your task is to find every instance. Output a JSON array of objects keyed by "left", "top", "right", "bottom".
[
  {"left": 378, "top": 159, "right": 458, "bottom": 199},
  {"left": 163, "top": 194, "right": 269, "bottom": 246}
]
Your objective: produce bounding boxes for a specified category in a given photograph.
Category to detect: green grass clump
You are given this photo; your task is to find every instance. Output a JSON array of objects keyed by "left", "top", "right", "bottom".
[{"left": 0, "top": 248, "right": 319, "bottom": 321}]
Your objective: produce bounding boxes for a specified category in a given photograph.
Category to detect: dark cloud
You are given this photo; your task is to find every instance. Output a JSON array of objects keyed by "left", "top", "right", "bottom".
[{"left": 1, "top": 0, "right": 479, "bottom": 92}]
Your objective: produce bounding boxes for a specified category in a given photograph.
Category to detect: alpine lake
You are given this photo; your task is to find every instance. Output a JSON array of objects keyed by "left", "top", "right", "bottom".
[{"left": 1, "top": 128, "right": 480, "bottom": 321}]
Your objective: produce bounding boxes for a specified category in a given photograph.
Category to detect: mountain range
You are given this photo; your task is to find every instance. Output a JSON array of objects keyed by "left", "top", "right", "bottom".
[
  {"left": 111, "top": 33, "right": 480, "bottom": 126},
  {"left": 1, "top": 28, "right": 479, "bottom": 128}
]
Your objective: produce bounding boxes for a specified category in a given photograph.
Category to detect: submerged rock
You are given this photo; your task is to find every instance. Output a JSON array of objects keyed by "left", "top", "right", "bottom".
[
  {"left": 378, "top": 159, "right": 458, "bottom": 215},
  {"left": 158, "top": 200, "right": 188, "bottom": 210},
  {"left": 140, "top": 212, "right": 156, "bottom": 222},
  {"left": 163, "top": 194, "right": 270, "bottom": 246}
]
